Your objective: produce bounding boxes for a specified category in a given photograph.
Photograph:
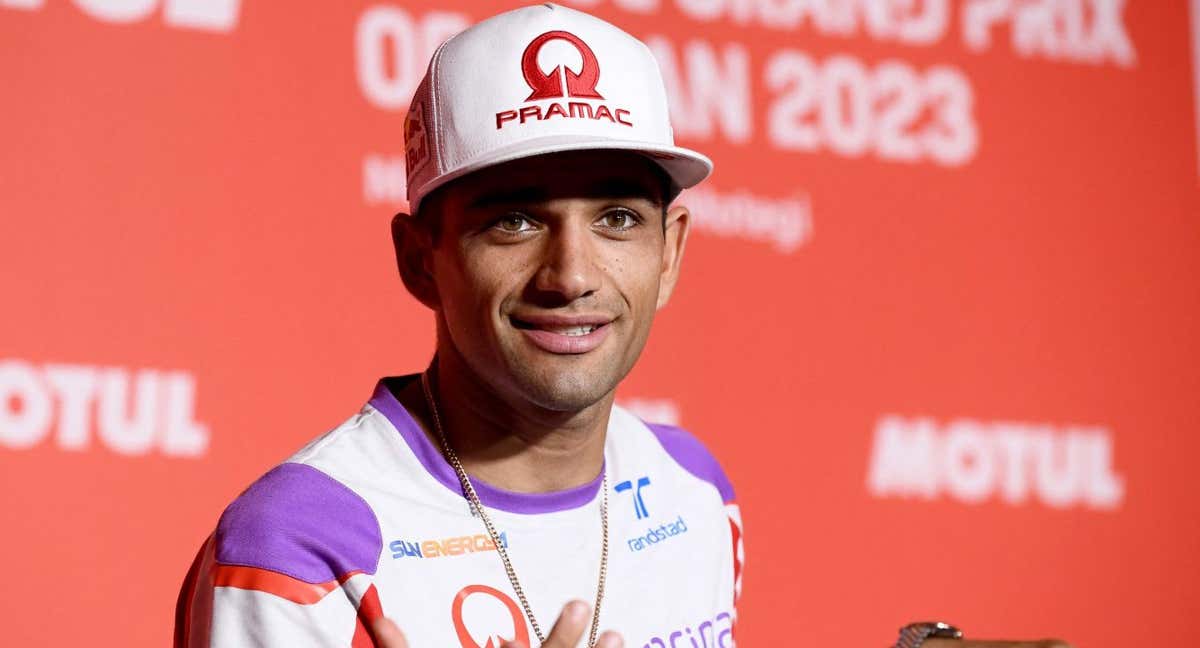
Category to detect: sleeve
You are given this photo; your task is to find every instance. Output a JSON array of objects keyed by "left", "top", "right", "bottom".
[
  {"left": 174, "top": 463, "right": 387, "bottom": 647},
  {"left": 645, "top": 423, "right": 744, "bottom": 627}
]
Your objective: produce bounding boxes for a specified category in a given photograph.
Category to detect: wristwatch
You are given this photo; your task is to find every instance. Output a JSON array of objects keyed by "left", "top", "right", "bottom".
[{"left": 894, "top": 621, "right": 963, "bottom": 648}]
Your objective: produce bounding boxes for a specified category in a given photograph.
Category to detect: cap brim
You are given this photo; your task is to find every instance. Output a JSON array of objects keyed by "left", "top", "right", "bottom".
[{"left": 409, "top": 135, "right": 712, "bottom": 212}]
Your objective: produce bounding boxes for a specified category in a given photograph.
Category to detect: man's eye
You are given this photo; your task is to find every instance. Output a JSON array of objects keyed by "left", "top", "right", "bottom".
[
  {"left": 599, "top": 209, "right": 639, "bottom": 230},
  {"left": 494, "top": 213, "right": 534, "bottom": 233}
]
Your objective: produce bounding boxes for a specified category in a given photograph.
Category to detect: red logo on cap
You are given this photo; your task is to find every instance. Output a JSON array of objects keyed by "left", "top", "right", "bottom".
[
  {"left": 404, "top": 101, "right": 430, "bottom": 174},
  {"left": 521, "top": 31, "right": 603, "bottom": 101}
]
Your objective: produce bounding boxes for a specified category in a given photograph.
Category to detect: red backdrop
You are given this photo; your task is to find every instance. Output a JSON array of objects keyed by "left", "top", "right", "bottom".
[{"left": 3, "top": 1, "right": 1199, "bottom": 645}]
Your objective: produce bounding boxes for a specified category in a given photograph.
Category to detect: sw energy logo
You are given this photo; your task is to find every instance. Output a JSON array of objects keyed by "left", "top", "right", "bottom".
[
  {"left": 390, "top": 531, "right": 509, "bottom": 559},
  {"left": 495, "top": 30, "right": 632, "bottom": 130}
]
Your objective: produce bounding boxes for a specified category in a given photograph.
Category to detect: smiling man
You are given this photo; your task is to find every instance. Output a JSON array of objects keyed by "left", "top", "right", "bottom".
[{"left": 175, "top": 4, "right": 742, "bottom": 648}]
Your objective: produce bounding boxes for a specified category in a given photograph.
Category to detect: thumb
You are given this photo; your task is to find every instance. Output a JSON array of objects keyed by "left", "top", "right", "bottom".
[{"left": 371, "top": 616, "right": 409, "bottom": 648}]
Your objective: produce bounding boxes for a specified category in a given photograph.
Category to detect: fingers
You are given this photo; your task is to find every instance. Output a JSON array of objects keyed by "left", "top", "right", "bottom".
[
  {"left": 500, "top": 600, "right": 589, "bottom": 648},
  {"left": 596, "top": 629, "right": 625, "bottom": 648},
  {"left": 371, "top": 616, "right": 409, "bottom": 648},
  {"left": 497, "top": 601, "right": 625, "bottom": 648},
  {"left": 542, "top": 600, "right": 591, "bottom": 647}
]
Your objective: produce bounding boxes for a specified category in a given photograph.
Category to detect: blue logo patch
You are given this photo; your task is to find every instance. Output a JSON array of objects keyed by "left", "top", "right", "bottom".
[
  {"left": 615, "top": 476, "right": 652, "bottom": 519},
  {"left": 626, "top": 515, "right": 688, "bottom": 552}
]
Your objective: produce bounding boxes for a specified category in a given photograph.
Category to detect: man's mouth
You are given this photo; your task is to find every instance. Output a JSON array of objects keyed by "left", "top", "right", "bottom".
[
  {"left": 509, "top": 315, "right": 614, "bottom": 354},
  {"left": 511, "top": 319, "right": 603, "bottom": 336}
]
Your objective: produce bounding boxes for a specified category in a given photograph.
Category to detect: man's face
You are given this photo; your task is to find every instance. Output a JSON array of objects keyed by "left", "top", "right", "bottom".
[{"left": 418, "top": 150, "right": 689, "bottom": 412}]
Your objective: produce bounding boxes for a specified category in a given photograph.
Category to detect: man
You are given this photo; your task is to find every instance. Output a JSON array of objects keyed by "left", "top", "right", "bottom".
[
  {"left": 176, "top": 4, "right": 740, "bottom": 647},
  {"left": 175, "top": 5, "right": 1077, "bottom": 648}
]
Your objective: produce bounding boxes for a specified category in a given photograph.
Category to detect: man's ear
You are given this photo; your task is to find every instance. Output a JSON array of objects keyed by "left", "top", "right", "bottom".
[
  {"left": 656, "top": 204, "right": 691, "bottom": 310},
  {"left": 390, "top": 213, "right": 440, "bottom": 310}
]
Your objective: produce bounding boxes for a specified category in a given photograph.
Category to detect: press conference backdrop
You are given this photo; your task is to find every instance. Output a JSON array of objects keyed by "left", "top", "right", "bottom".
[{"left": 2, "top": 1, "right": 1199, "bottom": 645}]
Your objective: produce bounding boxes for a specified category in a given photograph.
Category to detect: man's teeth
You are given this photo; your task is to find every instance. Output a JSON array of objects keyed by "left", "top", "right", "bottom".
[{"left": 550, "top": 325, "right": 597, "bottom": 336}]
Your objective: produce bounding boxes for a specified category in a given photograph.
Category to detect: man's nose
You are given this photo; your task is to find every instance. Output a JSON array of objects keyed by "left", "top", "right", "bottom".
[{"left": 530, "top": 220, "right": 602, "bottom": 304}]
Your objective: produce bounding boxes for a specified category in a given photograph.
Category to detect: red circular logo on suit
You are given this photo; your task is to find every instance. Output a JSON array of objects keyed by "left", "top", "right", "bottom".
[
  {"left": 451, "top": 584, "right": 531, "bottom": 648},
  {"left": 521, "top": 30, "right": 604, "bottom": 101}
]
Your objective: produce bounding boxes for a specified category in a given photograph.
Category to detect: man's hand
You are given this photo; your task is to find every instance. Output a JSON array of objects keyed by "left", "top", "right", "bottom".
[
  {"left": 371, "top": 600, "right": 624, "bottom": 648},
  {"left": 370, "top": 616, "right": 409, "bottom": 648},
  {"left": 501, "top": 601, "right": 623, "bottom": 648}
]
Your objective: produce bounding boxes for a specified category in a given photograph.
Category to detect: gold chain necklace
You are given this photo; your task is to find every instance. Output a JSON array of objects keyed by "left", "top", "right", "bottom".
[{"left": 420, "top": 371, "right": 609, "bottom": 648}]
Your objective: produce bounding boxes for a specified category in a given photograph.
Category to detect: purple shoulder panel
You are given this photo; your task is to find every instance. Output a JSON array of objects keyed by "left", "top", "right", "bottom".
[
  {"left": 215, "top": 462, "right": 382, "bottom": 583},
  {"left": 646, "top": 422, "right": 736, "bottom": 504}
]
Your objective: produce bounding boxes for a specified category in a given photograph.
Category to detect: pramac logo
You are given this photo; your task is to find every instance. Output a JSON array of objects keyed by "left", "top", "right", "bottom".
[
  {"left": 521, "top": 30, "right": 603, "bottom": 100},
  {"left": 495, "top": 30, "right": 632, "bottom": 130},
  {"left": 451, "top": 584, "right": 531, "bottom": 648}
]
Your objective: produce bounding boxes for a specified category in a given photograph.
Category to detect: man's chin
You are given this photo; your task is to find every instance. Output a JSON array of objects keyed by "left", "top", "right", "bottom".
[{"left": 506, "top": 357, "right": 622, "bottom": 413}]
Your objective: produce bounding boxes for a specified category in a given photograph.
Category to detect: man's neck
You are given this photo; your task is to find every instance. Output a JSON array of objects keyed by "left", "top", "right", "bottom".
[{"left": 393, "top": 350, "right": 612, "bottom": 494}]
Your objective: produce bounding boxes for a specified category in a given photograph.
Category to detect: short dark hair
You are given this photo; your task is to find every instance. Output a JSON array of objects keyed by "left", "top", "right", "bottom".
[{"left": 410, "top": 184, "right": 448, "bottom": 244}]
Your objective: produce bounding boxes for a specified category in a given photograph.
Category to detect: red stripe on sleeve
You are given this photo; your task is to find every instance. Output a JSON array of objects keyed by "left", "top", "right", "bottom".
[
  {"left": 174, "top": 534, "right": 216, "bottom": 648},
  {"left": 211, "top": 564, "right": 339, "bottom": 605}
]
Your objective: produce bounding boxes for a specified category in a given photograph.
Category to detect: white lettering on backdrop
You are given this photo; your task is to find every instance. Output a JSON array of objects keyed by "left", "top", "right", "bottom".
[
  {"left": 0, "top": 360, "right": 209, "bottom": 457},
  {"left": 867, "top": 415, "right": 1125, "bottom": 511}
]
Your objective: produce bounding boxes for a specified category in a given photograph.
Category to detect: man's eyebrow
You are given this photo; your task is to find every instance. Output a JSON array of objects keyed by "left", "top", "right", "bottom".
[
  {"left": 467, "top": 187, "right": 547, "bottom": 210},
  {"left": 585, "top": 178, "right": 662, "bottom": 204},
  {"left": 465, "top": 178, "right": 662, "bottom": 210}
]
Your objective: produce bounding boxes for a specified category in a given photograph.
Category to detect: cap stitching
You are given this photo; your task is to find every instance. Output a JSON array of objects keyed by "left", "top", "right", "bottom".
[
  {"left": 409, "top": 37, "right": 453, "bottom": 211},
  {"left": 430, "top": 41, "right": 449, "bottom": 178}
]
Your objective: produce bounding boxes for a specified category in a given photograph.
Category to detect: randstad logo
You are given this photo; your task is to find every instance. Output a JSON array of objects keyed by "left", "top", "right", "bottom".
[
  {"left": 615, "top": 476, "right": 651, "bottom": 520},
  {"left": 626, "top": 515, "right": 688, "bottom": 553},
  {"left": 495, "top": 30, "right": 633, "bottom": 129},
  {"left": 452, "top": 584, "right": 530, "bottom": 648},
  {"left": 390, "top": 532, "right": 509, "bottom": 560}
]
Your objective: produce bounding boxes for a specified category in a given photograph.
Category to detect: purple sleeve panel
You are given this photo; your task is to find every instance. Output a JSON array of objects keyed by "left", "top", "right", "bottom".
[
  {"left": 215, "top": 463, "right": 383, "bottom": 584},
  {"left": 646, "top": 422, "right": 736, "bottom": 504}
]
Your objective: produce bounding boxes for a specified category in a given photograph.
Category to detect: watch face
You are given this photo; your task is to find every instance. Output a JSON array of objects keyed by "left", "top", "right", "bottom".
[
  {"left": 928, "top": 621, "right": 964, "bottom": 638},
  {"left": 896, "top": 621, "right": 964, "bottom": 648}
]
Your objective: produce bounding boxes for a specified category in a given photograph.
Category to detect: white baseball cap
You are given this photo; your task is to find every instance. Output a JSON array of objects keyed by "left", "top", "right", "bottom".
[{"left": 403, "top": 2, "right": 713, "bottom": 213}]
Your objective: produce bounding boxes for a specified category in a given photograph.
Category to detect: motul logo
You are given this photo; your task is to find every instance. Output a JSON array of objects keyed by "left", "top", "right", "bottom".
[
  {"left": 0, "top": 359, "right": 209, "bottom": 457},
  {"left": 495, "top": 30, "right": 633, "bottom": 130},
  {"left": 866, "top": 415, "right": 1124, "bottom": 511},
  {"left": 1, "top": 0, "right": 240, "bottom": 33}
]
